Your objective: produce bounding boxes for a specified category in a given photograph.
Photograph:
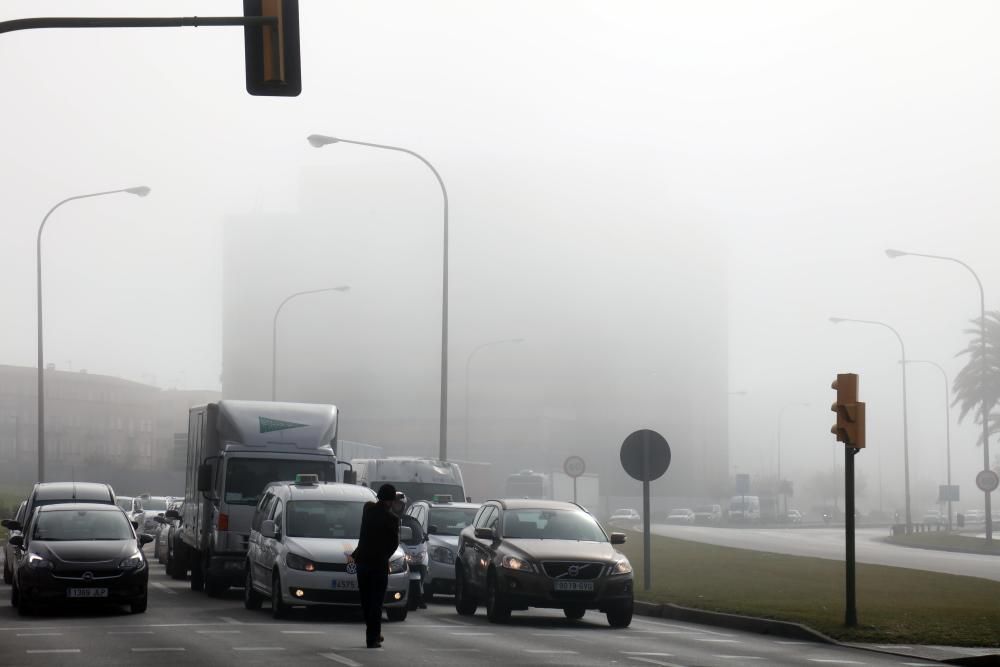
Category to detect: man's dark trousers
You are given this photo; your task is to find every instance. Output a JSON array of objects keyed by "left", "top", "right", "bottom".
[{"left": 356, "top": 563, "right": 389, "bottom": 645}]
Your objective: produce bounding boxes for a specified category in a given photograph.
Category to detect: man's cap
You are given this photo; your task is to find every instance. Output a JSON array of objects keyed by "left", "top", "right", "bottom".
[{"left": 376, "top": 484, "right": 398, "bottom": 501}]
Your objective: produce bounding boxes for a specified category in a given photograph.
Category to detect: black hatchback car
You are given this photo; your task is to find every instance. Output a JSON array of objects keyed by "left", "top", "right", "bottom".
[
  {"left": 455, "top": 499, "right": 634, "bottom": 627},
  {"left": 10, "top": 503, "right": 152, "bottom": 615}
]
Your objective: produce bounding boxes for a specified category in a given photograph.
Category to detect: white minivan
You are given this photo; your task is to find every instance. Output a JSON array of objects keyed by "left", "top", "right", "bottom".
[{"left": 244, "top": 475, "right": 410, "bottom": 619}]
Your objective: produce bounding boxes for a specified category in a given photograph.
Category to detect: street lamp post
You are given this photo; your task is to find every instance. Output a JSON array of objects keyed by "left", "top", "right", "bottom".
[
  {"left": 886, "top": 249, "right": 992, "bottom": 542},
  {"left": 903, "top": 359, "right": 954, "bottom": 530},
  {"left": 777, "top": 402, "right": 809, "bottom": 516},
  {"left": 830, "top": 316, "right": 913, "bottom": 532},
  {"left": 271, "top": 286, "right": 350, "bottom": 401},
  {"left": 463, "top": 338, "right": 523, "bottom": 459},
  {"left": 307, "top": 134, "right": 450, "bottom": 460},
  {"left": 36, "top": 186, "right": 150, "bottom": 483}
]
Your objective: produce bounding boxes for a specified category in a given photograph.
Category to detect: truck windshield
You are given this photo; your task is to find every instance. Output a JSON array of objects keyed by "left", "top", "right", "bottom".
[
  {"left": 389, "top": 482, "right": 465, "bottom": 503},
  {"left": 505, "top": 477, "right": 546, "bottom": 499},
  {"left": 224, "top": 459, "right": 337, "bottom": 506},
  {"left": 286, "top": 500, "right": 365, "bottom": 539},
  {"left": 428, "top": 507, "right": 478, "bottom": 536}
]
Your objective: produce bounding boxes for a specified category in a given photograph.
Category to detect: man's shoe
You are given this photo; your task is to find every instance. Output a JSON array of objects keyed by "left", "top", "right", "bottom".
[{"left": 379, "top": 635, "right": 384, "bottom": 642}]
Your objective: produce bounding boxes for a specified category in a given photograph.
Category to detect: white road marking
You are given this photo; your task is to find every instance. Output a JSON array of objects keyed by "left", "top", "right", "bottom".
[
  {"left": 17, "top": 632, "right": 62, "bottom": 636},
  {"left": 233, "top": 647, "right": 286, "bottom": 651},
  {"left": 219, "top": 616, "right": 243, "bottom": 624},
  {"left": 197, "top": 629, "right": 242, "bottom": 634},
  {"left": 623, "top": 653, "right": 674, "bottom": 657},
  {"left": 526, "top": 649, "right": 579, "bottom": 654},
  {"left": 25, "top": 649, "right": 81, "bottom": 654},
  {"left": 108, "top": 631, "right": 155, "bottom": 635},
  {"left": 152, "top": 582, "right": 177, "bottom": 595},
  {"left": 432, "top": 617, "right": 473, "bottom": 626},
  {"left": 878, "top": 646, "right": 912, "bottom": 649},
  {"left": 900, "top": 663, "right": 939, "bottom": 666},
  {"left": 693, "top": 638, "right": 740, "bottom": 643},
  {"left": 320, "top": 652, "right": 364, "bottom": 667},
  {"left": 807, "top": 660, "right": 866, "bottom": 665},
  {"left": 627, "top": 657, "right": 686, "bottom": 667},
  {"left": 428, "top": 648, "right": 482, "bottom": 652},
  {"left": 776, "top": 641, "right": 813, "bottom": 645},
  {"left": 714, "top": 656, "right": 764, "bottom": 660},
  {"left": 281, "top": 630, "right": 327, "bottom": 634},
  {"left": 450, "top": 631, "right": 494, "bottom": 636},
  {"left": 131, "top": 648, "right": 187, "bottom": 652}
]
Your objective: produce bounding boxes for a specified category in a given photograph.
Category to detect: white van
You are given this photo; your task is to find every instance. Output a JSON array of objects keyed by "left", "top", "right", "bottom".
[
  {"left": 728, "top": 495, "right": 761, "bottom": 523},
  {"left": 352, "top": 458, "right": 466, "bottom": 503}
]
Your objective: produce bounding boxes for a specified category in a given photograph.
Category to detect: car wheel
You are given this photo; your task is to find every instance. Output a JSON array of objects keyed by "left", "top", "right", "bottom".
[
  {"left": 271, "top": 571, "right": 289, "bottom": 619},
  {"left": 564, "top": 606, "right": 586, "bottom": 620},
  {"left": 606, "top": 599, "right": 633, "bottom": 628},
  {"left": 244, "top": 568, "right": 263, "bottom": 610},
  {"left": 454, "top": 567, "right": 477, "bottom": 616},
  {"left": 130, "top": 594, "right": 148, "bottom": 614},
  {"left": 485, "top": 573, "right": 510, "bottom": 623},
  {"left": 386, "top": 605, "right": 408, "bottom": 622}
]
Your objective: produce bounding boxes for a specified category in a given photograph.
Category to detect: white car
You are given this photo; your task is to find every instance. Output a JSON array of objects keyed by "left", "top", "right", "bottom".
[
  {"left": 665, "top": 509, "right": 695, "bottom": 524},
  {"left": 964, "top": 509, "right": 985, "bottom": 524},
  {"left": 244, "top": 476, "right": 410, "bottom": 619},
  {"left": 609, "top": 508, "right": 641, "bottom": 525},
  {"left": 405, "top": 498, "right": 480, "bottom": 598}
]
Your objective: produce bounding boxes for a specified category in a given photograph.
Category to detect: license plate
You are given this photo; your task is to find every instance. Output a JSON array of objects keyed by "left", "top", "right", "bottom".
[
  {"left": 333, "top": 579, "right": 358, "bottom": 590},
  {"left": 554, "top": 580, "right": 594, "bottom": 592},
  {"left": 67, "top": 588, "right": 108, "bottom": 598}
]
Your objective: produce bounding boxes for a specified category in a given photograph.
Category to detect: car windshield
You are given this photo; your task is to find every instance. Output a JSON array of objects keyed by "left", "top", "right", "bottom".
[
  {"left": 428, "top": 507, "right": 478, "bottom": 536},
  {"left": 387, "top": 482, "right": 465, "bottom": 504},
  {"left": 285, "top": 500, "right": 365, "bottom": 539},
  {"left": 141, "top": 497, "right": 170, "bottom": 512},
  {"left": 503, "top": 509, "right": 608, "bottom": 542},
  {"left": 224, "top": 459, "right": 337, "bottom": 506},
  {"left": 33, "top": 509, "right": 133, "bottom": 541}
]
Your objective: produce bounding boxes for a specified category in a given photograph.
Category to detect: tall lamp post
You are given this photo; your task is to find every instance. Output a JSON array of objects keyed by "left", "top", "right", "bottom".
[
  {"left": 830, "top": 316, "right": 913, "bottom": 532},
  {"left": 37, "top": 186, "right": 151, "bottom": 483},
  {"left": 903, "top": 359, "right": 954, "bottom": 530},
  {"left": 886, "top": 249, "right": 992, "bottom": 542},
  {"left": 271, "top": 286, "right": 350, "bottom": 401},
  {"left": 307, "top": 134, "right": 451, "bottom": 460},
  {"left": 463, "top": 338, "right": 523, "bottom": 459},
  {"left": 777, "top": 402, "right": 809, "bottom": 515}
]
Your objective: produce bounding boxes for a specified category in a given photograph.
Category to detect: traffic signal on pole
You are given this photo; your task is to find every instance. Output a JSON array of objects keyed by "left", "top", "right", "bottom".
[
  {"left": 831, "top": 373, "right": 866, "bottom": 448},
  {"left": 244, "top": 0, "right": 302, "bottom": 96}
]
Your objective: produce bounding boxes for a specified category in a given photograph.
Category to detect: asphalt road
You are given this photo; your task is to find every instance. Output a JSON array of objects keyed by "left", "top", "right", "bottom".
[
  {"left": 648, "top": 524, "right": 1000, "bottom": 582},
  {"left": 0, "top": 552, "right": 943, "bottom": 667}
]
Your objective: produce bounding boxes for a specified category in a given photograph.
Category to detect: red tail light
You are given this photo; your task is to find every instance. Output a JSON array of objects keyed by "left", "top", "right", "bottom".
[{"left": 217, "top": 513, "right": 229, "bottom": 531}]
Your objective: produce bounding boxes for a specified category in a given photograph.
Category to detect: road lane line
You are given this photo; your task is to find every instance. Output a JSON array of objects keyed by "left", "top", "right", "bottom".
[
  {"left": 281, "top": 630, "right": 327, "bottom": 634},
  {"left": 450, "top": 631, "right": 494, "bottom": 636},
  {"left": 428, "top": 648, "right": 482, "bottom": 652},
  {"left": 714, "top": 656, "right": 763, "bottom": 660},
  {"left": 623, "top": 653, "right": 674, "bottom": 657},
  {"left": 807, "top": 660, "right": 866, "bottom": 665},
  {"left": 25, "top": 649, "right": 81, "bottom": 654},
  {"left": 233, "top": 647, "right": 286, "bottom": 651},
  {"left": 693, "top": 638, "right": 740, "bottom": 643},
  {"left": 627, "top": 657, "right": 686, "bottom": 667},
  {"left": 526, "top": 649, "right": 578, "bottom": 654},
  {"left": 320, "top": 652, "right": 364, "bottom": 666},
  {"left": 152, "top": 582, "right": 177, "bottom": 595},
  {"left": 17, "top": 632, "right": 62, "bottom": 636},
  {"left": 108, "top": 631, "right": 155, "bottom": 635},
  {"left": 131, "top": 648, "right": 187, "bottom": 652},
  {"left": 219, "top": 616, "right": 243, "bottom": 624},
  {"left": 197, "top": 629, "right": 243, "bottom": 634}
]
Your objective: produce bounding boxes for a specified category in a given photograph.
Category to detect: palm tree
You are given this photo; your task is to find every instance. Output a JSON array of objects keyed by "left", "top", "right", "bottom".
[{"left": 952, "top": 311, "right": 1000, "bottom": 447}]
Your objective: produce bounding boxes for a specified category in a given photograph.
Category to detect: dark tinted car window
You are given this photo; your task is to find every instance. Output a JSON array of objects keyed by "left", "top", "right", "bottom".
[{"left": 33, "top": 510, "right": 133, "bottom": 541}]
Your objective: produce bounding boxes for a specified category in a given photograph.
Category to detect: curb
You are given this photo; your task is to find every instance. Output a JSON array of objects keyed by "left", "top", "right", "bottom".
[{"left": 632, "top": 600, "right": 836, "bottom": 644}]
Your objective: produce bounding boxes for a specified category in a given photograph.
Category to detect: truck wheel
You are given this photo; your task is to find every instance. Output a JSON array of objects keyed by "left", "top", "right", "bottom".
[{"left": 190, "top": 551, "right": 204, "bottom": 592}]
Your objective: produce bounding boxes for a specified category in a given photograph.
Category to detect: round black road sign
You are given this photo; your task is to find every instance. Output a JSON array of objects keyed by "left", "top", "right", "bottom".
[
  {"left": 976, "top": 469, "right": 999, "bottom": 493},
  {"left": 620, "top": 429, "right": 671, "bottom": 482}
]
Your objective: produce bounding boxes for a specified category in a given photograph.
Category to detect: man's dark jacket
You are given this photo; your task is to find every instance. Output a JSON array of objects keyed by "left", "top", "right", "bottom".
[{"left": 352, "top": 501, "right": 400, "bottom": 566}]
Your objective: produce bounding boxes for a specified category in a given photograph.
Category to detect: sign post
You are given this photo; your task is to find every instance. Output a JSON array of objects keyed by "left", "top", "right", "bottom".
[
  {"left": 831, "top": 373, "right": 866, "bottom": 628},
  {"left": 563, "top": 456, "right": 586, "bottom": 504},
  {"left": 620, "top": 429, "right": 671, "bottom": 592}
]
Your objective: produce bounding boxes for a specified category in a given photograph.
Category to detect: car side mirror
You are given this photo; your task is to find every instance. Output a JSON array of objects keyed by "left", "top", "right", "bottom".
[
  {"left": 428, "top": 524, "right": 438, "bottom": 535},
  {"left": 399, "top": 526, "right": 413, "bottom": 542},
  {"left": 342, "top": 470, "right": 357, "bottom": 485},
  {"left": 8, "top": 535, "right": 24, "bottom": 547},
  {"left": 260, "top": 519, "right": 276, "bottom": 539},
  {"left": 165, "top": 509, "right": 180, "bottom": 521},
  {"left": 474, "top": 527, "right": 496, "bottom": 541},
  {"left": 139, "top": 533, "right": 155, "bottom": 546},
  {"left": 610, "top": 532, "right": 626, "bottom": 545}
]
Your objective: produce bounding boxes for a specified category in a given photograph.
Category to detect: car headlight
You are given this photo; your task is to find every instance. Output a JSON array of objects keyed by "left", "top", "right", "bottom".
[
  {"left": 285, "top": 552, "right": 316, "bottom": 572},
  {"left": 388, "top": 554, "right": 408, "bottom": 574},
  {"left": 119, "top": 550, "right": 145, "bottom": 570},
  {"left": 405, "top": 548, "right": 428, "bottom": 566},
  {"left": 430, "top": 546, "right": 455, "bottom": 565},
  {"left": 500, "top": 555, "right": 534, "bottom": 572},
  {"left": 610, "top": 558, "right": 632, "bottom": 575},
  {"left": 27, "top": 553, "right": 53, "bottom": 570}
]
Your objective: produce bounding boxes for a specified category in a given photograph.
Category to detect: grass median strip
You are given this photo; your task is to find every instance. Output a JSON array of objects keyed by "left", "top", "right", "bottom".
[
  {"left": 619, "top": 529, "right": 1000, "bottom": 646},
  {"left": 886, "top": 532, "right": 1000, "bottom": 556}
]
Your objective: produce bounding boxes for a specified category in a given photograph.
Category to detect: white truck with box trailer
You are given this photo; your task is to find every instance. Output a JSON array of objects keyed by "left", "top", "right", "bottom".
[
  {"left": 352, "top": 457, "right": 466, "bottom": 503},
  {"left": 169, "top": 400, "right": 340, "bottom": 596}
]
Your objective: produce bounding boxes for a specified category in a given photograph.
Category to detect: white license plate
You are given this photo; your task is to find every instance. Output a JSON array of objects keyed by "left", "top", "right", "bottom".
[
  {"left": 333, "top": 579, "right": 358, "bottom": 590},
  {"left": 554, "top": 580, "right": 594, "bottom": 592},
  {"left": 67, "top": 588, "right": 108, "bottom": 598}
]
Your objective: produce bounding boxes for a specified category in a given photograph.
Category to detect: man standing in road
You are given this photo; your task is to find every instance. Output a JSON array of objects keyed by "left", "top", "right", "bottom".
[{"left": 352, "top": 484, "right": 401, "bottom": 648}]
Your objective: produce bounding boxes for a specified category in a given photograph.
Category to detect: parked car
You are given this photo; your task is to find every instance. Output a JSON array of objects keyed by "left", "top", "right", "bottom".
[
  {"left": 692, "top": 505, "right": 722, "bottom": 524},
  {"left": 9, "top": 502, "right": 151, "bottom": 615},
  {"left": 2, "top": 501, "right": 27, "bottom": 584},
  {"left": 786, "top": 509, "right": 803, "bottom": 523},
  {"left": 608, "top": 508, "right": 641, "bottom": 526},
  {"left": 455, "top": 499, "right": 633, "bottom": 627},
  {"left": 153, "top": 500, "right": 182, "bottom": 564},
  {"left": 405, "top": 497, "right": 480, "bottom": 598},
  {"left": 243, "top": 475, "right": 410, "bottom": 620},
  {"left": 665, "top": 508, "right": 695, "bottom": 524}
]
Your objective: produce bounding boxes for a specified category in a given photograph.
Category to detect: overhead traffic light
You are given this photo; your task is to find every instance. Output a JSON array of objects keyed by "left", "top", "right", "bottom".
[
  {"left": 244, "top": 0, "right": 302, "bottom": 96},
  {"left": 831, "top": 373, "right": 866, "bottom": 448}
]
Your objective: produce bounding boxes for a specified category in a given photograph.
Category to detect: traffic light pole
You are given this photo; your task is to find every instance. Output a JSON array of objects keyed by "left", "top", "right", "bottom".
[{"left": 845, "top": 446, "right": 859, "bottom": 627}]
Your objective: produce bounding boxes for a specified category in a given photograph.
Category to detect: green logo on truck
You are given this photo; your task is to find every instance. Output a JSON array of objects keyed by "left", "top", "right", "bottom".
[{"left": 259, "top": 417, "right": 308, "bottom": 433}]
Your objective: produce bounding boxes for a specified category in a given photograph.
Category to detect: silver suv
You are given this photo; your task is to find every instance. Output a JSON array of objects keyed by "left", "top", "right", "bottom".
[{"left": 243, "top": 475, "right": 410, "bottom": 619}]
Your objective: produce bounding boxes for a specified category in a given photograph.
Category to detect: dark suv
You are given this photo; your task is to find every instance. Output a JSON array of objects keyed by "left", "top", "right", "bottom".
[{"left": 454, "top": 499, "right": 633, "bottom": 627}]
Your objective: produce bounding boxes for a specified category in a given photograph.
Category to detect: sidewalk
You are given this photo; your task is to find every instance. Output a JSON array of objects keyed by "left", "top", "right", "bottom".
[{"left": 847, "top": 642, "right": 1000, "bottom": 664}]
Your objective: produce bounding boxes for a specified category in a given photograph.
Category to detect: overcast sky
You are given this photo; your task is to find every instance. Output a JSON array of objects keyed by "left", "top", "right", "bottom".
[{"left": 2, "top": 1, "right": 998, "bottom": 508}]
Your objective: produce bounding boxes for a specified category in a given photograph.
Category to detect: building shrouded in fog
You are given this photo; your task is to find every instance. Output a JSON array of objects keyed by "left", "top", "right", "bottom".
[{"left": 222, "top": 167, "right": 729, "bottom": 499}]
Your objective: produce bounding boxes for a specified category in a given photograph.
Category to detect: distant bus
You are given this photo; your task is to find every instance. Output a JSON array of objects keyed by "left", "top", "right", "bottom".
[{"left": 504, "top": 470, "right": 551, "bottom": 500}]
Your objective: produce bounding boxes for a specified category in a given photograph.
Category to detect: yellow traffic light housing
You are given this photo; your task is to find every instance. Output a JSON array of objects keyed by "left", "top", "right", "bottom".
[
  {"left": 244, "top": 0, "right": 301, "bottom": 96},
  {"left": 831, "top": 373, "right": 866, "bottom": 448}
]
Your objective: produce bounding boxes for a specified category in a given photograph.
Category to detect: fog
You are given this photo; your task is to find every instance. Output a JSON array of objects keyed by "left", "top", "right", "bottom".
[{"left": 1, "top": 1, "right": 998, "bottom": 510}]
